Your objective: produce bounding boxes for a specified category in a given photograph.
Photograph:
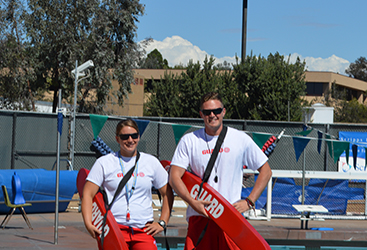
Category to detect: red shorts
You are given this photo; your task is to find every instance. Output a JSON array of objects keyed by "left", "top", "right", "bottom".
[
  {"left": 185, "top": 216, "right": 240, "bottom": 250},
  {"left": 118, "top": 224, "right": 157, "bottom": 250}
]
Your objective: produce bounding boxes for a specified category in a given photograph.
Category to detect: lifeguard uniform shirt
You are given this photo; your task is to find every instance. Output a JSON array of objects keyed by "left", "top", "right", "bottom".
[
  {"left": 87, "top": 152, "right": 168, "bottom": 229},
  {"left": 171, "top": 127, "right": 268, "bottom": 220}
]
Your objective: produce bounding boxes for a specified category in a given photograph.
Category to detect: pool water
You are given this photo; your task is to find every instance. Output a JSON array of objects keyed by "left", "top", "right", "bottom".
[{"left": 157, "top": 244, "right": 367, "bottom": 250}]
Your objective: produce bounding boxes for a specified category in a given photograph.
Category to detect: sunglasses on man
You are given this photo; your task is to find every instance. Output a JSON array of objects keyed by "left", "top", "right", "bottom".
[
  {"left": 201, "top": 108, "right": 223, "bottom": 116},
  {"left": 118, "top": 133, "right": 139, "bottom": 140}
]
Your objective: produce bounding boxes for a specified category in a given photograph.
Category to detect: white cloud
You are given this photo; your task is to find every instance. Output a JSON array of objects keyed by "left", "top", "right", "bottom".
[
  {"left": 140, "top": 36, "right": 237, "bottom": 67},
  {"left": 140, "top": 36, "right": 350, "bottom": 74},
  {"left": 288, "top": 53, "right": 350, "bottom": 74}
]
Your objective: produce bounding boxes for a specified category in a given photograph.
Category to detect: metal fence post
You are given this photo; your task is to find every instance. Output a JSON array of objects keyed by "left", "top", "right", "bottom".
[
  {"left": 157, "top": 117, "right": 162, "bottom": 159},
  {"left": 11, "top": 113, "right": 17, "bottom": 169}
]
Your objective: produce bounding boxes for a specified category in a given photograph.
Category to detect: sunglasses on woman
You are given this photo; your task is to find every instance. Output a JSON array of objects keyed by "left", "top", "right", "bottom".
[{"left": 118, "top": 133, "right": 139, "bottom": 140}]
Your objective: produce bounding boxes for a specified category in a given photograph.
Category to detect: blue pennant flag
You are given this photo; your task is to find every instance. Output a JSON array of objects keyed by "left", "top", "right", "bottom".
[
  {"left": 133, "top": 119, "right": 150, "bottom": 137},
  {"left": 292, "top": 137, "right": 311, "bottom": 162}
]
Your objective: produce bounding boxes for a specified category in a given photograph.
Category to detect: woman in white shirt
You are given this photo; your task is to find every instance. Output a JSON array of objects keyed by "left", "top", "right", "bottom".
[{"left": 82, "top": 119, "right": 173, "bottom": 249}]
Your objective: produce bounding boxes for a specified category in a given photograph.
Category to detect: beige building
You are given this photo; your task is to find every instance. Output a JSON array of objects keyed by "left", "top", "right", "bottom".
[
  {"left": 104, "top": 72, "right": 145, "bottom": 116},
  {"left": 105, "top": 69, "right": 185, "bottom": 116},
  {"left": 108, "top": 70, "right": 367, "bottom": 117},
  {"left": 304, "top": 71, "right": 367, "bottom": 104}
]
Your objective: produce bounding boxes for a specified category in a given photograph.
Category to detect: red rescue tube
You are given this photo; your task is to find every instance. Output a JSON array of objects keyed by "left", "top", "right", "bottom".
[
  {"left": 77, "top": 168, "right": 129, "bottom": 250},
  {"left": 161, "top": 161, "right": 271, "bottom": 250}
]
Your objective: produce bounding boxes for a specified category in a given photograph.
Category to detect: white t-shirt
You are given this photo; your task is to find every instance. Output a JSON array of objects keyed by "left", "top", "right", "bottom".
[
  {"left": 171, "top": 127, "right": 268, "bottom": 219},
  {"left": 87, "top": 151, "right": 168, "bottom": 228}
]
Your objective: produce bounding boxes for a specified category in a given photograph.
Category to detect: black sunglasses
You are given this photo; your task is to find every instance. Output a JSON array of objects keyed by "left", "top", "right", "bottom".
[
  {"left": 201, "top": 108, "right": 223, "bottom": 116},
  {"left": 118, "top": 133, "right": 139, "bottom": 140}
]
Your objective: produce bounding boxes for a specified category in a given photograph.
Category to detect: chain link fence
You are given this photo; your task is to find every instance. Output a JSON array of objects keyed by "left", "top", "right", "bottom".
[{"left": 0, "top": 110, "right": 366, "bottom": 219}]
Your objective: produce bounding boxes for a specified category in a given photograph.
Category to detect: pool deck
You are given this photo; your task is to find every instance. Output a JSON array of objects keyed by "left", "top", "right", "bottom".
[{"left": 1, "top": 195, "right": 367, "bottom": 249}]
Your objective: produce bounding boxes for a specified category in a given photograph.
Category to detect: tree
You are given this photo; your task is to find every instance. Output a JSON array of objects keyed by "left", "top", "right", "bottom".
[
  {"left": 173, "top": 63, "right": 186, "bottom": 69},
  {"left": 345, "top": 57, "right": 367, "bottom": 82},
  {"left": 335, "top": 98, "right": 367, "bottom": 123},
  {"left": 145, "top": 53, "right": 307, "bottom": 120},
  {"left": 310, "top": 83, "right": 367, "bottom": 123},
  {"left": 139, "top": 48, "right": 169, "bottom": 69},
  {"left": 145, "top": 56, "right": 233, "bottom": 117},
  {"left": 20, "top": 0, "right": 144, "bottom": 113},
  {"left": 144, "top": 71, "right": 182, "bottom": 117},
  {"left": 0, "top": 0, "right": 39, "bottom": 110},
  {"left": 232, "top": 52, "right": 307, "bottom": 121},
  {"left": 214, "top": 61, "right": 232, "bottom": 70},
  {"left": 179, "top": 57, "right": 227, "bottom": 117}
]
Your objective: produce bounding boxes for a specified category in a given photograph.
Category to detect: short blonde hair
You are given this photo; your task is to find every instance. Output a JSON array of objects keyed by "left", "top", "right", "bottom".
[{"left": 200, "top": 92, "right": 223, "bottom": 109}]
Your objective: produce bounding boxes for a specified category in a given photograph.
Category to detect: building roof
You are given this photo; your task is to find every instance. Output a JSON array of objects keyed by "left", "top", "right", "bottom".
[{"left": 305, "top": 71, "right": 367, "bottom": 91}]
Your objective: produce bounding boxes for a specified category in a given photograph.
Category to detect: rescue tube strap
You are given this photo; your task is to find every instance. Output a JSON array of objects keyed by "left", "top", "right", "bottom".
[
  {"left": 197, "top": 126, "right": 227, "bottom": 198},
  {"left": 194, "top": 126, "right": 227, "bottom": 249}
]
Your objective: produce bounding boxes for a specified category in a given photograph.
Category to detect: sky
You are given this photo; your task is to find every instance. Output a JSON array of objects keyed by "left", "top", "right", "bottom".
[{"left": 135, "top": 0, "right": 366, "bottom": 74}]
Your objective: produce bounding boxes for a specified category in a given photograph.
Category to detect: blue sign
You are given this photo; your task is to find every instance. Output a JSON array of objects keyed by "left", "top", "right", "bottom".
[{"left": 338, "top": 131, "right": 367, "bottom": 172}]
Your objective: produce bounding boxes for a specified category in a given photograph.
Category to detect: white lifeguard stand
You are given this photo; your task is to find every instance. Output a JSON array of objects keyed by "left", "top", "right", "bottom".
[{"left": 302, "top": 103, "right": 334, "bottom": 124}]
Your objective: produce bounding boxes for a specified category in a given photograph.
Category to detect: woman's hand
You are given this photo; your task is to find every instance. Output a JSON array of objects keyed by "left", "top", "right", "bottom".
[
  {"left": 85, "top": 223, "right": 102, "bottom": 239},
  {"left": 81, "top": 181, "right": 102, "bottom": 239},
  {"left": 144, "top": 222, "right": 164, "bottom": 237}
]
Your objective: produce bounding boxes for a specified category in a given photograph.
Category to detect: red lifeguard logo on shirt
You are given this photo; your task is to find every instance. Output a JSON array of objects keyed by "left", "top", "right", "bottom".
[
  {"left": 116, "top": 172, "right": 145, "bottom": 178},
  {"left": 134, "top": 172, "right": 145, "bottom": 177},
  {"left": 202, "top": 147, "right": 230, "bottom": 155}
]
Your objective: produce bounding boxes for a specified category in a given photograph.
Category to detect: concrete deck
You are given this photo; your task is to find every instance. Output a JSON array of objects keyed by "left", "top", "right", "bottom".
[{"left": 1, "top": 195, "right": 367, "bottom": 249}]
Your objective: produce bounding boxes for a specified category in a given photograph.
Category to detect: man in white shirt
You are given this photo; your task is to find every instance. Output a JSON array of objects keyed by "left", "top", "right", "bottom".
[{"left": 169, "top": 92, "right": 272, "bottom": 250}]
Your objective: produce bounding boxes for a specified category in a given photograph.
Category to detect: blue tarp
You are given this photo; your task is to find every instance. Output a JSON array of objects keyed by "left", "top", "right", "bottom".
[
  {"left": 241, "top": 177, "right": 365, "bottom": 215},
  {"left": 0, "top": 169, "right": 78, "bottom": 214}
]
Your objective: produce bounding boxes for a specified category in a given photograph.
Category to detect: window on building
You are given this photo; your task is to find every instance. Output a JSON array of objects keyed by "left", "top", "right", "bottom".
[
  {"left": 332, "top": 84, "right": 359, "bottom": 101},
  {"left": 306, "top": 82, "right": 325, "bottom": 96}
]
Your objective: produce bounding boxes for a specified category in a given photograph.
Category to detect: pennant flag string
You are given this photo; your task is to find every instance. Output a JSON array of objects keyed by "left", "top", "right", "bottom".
[
  {"left": 295, "top": 129, "right": 313, "bottom": 136},
  {"left": 91, "top": 118, "right": 363, "bottom": 164},
  {"left": 156, "top": 121, "right": 363, "bottom": 164},
  {"left": 303, "top": 124, "right": 338, "bottom": 140}
]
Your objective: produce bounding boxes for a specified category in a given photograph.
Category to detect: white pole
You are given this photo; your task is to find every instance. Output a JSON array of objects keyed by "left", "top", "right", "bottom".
[
  {"left": 266, "top": 177, "right": 272, "bottom": 220},
  {"left": 54, "top": 89, "right": 62, "bottom": 244},
  {"left": 70, "top": 60, "right": 78, "bottom": 169}
]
